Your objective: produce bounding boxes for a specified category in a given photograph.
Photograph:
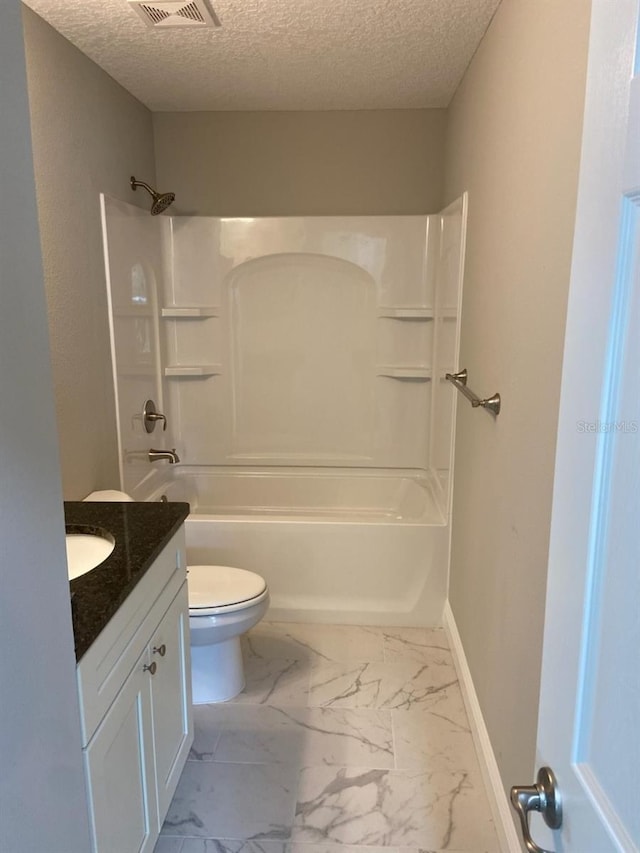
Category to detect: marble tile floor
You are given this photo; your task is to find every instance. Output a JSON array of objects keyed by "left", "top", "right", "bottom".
[{"left": 156, "top": 623, "right": 500, "bottom": 853}]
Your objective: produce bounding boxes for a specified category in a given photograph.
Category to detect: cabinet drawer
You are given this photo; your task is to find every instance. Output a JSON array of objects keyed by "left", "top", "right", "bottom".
[{"left": 77, "top": 528, "right": 186, "bottom": 745}]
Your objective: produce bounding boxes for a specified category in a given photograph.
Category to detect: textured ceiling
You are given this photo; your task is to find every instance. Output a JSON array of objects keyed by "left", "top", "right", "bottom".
[{"left": 23, "top": 0, "right": 501, "bottom": 111}]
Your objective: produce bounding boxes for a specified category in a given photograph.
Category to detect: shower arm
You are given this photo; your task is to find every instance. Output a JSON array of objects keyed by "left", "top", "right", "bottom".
[{"left": 131, "top": 177, "right": 155, "bottom": 195}]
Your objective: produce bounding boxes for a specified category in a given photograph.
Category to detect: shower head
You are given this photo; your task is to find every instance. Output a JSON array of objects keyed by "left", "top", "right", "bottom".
[{"left": 130, "top": 176, "right": 175, "bottom": 215}]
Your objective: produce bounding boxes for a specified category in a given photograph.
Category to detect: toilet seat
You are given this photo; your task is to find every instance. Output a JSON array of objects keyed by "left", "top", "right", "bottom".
[{"left": 188, "top": 565, "right": 268, "bottom": 616}]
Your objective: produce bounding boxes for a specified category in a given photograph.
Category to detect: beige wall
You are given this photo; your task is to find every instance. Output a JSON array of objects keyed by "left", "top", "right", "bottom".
[
  {"left": 22, "top": 7, "right": 156, "bottom": 499},
  {"left": 444, "top": 0, "right": 591, "bottom": 798},
  {"left": 1, "top": 4, "right": 90, "bottom": 848},
  {"left": 153, "top": 110, "right": 446, "bottom": 216}
]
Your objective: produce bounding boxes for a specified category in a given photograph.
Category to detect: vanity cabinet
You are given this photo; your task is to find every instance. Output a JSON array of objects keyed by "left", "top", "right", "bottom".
[
  {"left": 148, "top": 585, "right": 192, "bottom": 821},
  {"left": 84, "top": 647, "right": 157, "bottom": 853},
  {"left": 76, "top": 527, "right": 193, "bottom": 853}
]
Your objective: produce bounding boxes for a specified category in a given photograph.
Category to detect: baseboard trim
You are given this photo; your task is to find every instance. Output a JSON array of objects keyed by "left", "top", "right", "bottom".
[{"left": 443, "top": 601, "right": 522, "bottom": 853}]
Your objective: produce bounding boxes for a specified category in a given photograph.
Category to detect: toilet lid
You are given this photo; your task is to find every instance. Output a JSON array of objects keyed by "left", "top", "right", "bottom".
[{"left": 188, "top": 565, "right": 267, "bottom": 609}]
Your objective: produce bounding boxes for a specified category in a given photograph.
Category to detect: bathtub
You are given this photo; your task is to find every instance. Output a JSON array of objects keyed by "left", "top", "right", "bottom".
[{"left": 145, "top": 466, "right": 450, "bottom": 626}]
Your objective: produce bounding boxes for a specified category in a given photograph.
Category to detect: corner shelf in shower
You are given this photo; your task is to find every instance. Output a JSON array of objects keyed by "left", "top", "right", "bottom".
[
  {"left": 161, "top": 307, "right": 219, "bottom": 318},
  {"left": 164, "top": 364, "right": 221, "bottom": 377},
  {"left": 378, "top": 307, "right": 434, "bottom": 319},
  {"left": 377, "top": 367, "right": 432, "bottom": 381}
]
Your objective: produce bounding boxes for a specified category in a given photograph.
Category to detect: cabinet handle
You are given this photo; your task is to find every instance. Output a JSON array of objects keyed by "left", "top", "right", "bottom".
[
  {"left": 143, "top": 661, "right": 157, "bottom": 675},
  {"left": 152, "top": 644, "right": 167, "bottom": 657}
]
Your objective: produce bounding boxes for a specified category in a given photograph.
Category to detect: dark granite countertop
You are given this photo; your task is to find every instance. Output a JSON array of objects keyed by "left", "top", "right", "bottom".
[{"left": 66, "top": 501, "right": 190, "bottom": 662}]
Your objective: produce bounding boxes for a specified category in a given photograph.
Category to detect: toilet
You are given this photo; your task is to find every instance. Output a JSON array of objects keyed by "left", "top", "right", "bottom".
[
  {"left": 84, "top": 490, "right": 270, "bottom": 703},
  {"left": 188, "top": 564, "right": 269, "bottom": 703}
]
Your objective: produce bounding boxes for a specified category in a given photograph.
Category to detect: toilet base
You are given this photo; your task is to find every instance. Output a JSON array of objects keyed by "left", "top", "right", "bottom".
[{"left": 191, "top": 635, "right": 245, "bottom": 703}]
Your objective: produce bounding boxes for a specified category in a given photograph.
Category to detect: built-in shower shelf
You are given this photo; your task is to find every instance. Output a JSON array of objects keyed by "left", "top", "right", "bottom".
[
  {"left": 378, "top": 307, "right": 434, "bottom": 319},
  {"left": 161, "top": 307, "right": 219, "bottom": 318},
  {"left": 377, "top": 367, "right": 432, "bottom": 380},
  {"left": 164, "top": 364, "right": 221, "bottom": 377}
]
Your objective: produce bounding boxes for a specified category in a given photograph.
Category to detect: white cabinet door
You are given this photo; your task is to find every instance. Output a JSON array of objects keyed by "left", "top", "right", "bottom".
[
  {"left": 149, "top": 581, "right": 194, "bottom": 823},
  {"left": 84, "top": 652, "right": 158, "bottom": 853}
]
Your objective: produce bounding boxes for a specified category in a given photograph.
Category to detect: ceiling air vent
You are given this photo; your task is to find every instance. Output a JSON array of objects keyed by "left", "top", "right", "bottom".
[{"left": 128, "top": 0, "right": 220, "bottom": 29}]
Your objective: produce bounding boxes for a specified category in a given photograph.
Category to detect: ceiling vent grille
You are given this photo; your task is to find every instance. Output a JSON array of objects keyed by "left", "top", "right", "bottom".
[{"left": 128, "top": 0, "right": 220, "bottom": 29}]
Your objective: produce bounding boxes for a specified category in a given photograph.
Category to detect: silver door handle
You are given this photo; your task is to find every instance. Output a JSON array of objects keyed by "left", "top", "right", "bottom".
[{"left": 510, "top": 767, "right": 562, "bottom": 853}]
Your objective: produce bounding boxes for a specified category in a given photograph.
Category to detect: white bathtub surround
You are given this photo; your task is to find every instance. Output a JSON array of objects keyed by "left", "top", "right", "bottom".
[
  {"left": 157, "top": 621, "right": 499, "bottom": 853},
  {"left": 102, "top": 207, "right": 467, "bottom": 628}
]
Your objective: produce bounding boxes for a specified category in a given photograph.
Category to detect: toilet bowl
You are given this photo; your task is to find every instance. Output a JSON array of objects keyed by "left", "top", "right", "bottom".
[
  {"left": 84, "top": 490, "right": 270, "bottom": 703},
  {"left": 188, "top": 565, "right": 270, "bottom": 703}
]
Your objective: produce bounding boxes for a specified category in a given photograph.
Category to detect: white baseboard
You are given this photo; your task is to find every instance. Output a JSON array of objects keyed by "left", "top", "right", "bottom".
[{"left": 443, "top": 601, "right": 522, "bottom": 853}]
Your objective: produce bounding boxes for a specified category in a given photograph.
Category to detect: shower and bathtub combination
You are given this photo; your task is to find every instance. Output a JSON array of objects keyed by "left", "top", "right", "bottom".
[{"left": 100, "top": 193, "right": 467, "bottom": 628}]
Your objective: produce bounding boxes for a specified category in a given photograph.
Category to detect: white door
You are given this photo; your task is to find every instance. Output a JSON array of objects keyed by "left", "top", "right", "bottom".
[{"left": 511, "top": 1, "right": 640, "bottom": 851}]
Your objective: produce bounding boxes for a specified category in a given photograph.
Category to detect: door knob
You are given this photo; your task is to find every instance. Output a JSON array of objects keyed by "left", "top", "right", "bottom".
[{"left": 510, "top": 767, "right": 562, "bottom": 853}]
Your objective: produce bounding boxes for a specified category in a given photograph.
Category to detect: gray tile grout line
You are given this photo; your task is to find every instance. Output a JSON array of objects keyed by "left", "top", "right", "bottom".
[
  {"left": 305, "top": 651, "right": 313, "bottom": 708},
  {"left": 390, "top": 706, "right": 398, "bottom": 771}
]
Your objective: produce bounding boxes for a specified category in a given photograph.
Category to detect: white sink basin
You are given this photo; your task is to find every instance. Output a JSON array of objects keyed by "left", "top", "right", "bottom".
[{"left": 66, "top": 531, "right": 115, "bottom": 580}]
